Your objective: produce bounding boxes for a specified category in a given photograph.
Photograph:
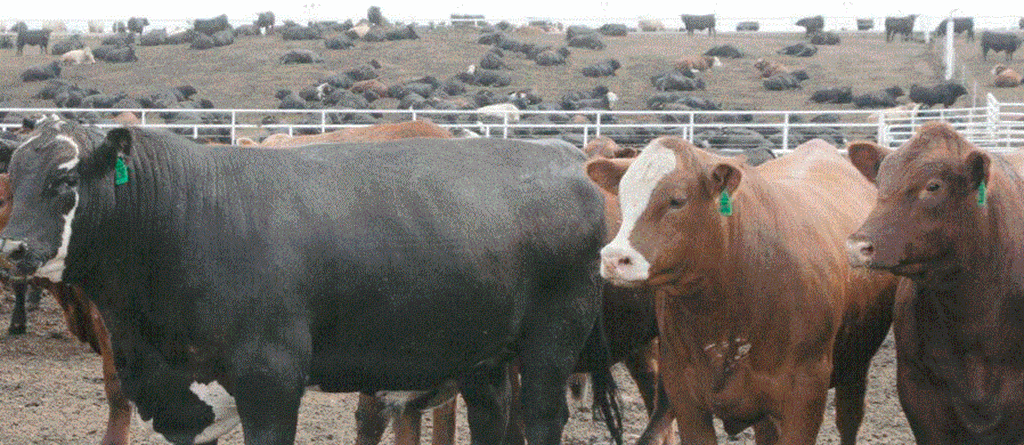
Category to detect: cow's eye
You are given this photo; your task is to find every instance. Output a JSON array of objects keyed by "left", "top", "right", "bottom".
[
  {"left": 925, "top": 182, "right": 941, "bottom": 192},
  {"left": 668, "top": 197, "right": 686, "bottom": 209}
]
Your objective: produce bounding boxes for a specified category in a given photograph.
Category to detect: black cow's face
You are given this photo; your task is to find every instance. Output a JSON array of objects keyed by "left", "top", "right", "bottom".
[{"left": 0, "top": 117, "right": 125, "bottom": 281}]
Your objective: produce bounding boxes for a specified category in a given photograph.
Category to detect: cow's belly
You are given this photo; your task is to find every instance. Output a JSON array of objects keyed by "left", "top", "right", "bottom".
[{"left": 307, "top": 284, "right": 525, "bottom": 392}]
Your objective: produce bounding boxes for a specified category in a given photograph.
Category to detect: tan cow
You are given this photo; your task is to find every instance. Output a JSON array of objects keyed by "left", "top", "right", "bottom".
[
  {"left": 992, "top": 64, "right": 1022, "bottom": 87},
  {"left": 754, "top": 57, "right": 790, "bottom": 78},
  {"left": 638, "top": 19, "right": 665, "bottom": 32},
  {"left": 587, "top": 137, "right": 897, "bottom": 445},
  {"left": 846, "top": 122, "right": 1024, "bottom": 444},
  {"left": 60, "top": 47, "right": 95, "bottom": 65}
]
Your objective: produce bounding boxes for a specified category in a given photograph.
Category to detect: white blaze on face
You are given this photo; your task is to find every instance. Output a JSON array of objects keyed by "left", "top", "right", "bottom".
[
  {"left": 34, "top": 134, "right": 80, "bottom": 282},
  {"left": 190, "top": 381, "right": 241, "bottom": 442},
  {"left": 599, "top": 141, "right": 677, "bottom": 285}
]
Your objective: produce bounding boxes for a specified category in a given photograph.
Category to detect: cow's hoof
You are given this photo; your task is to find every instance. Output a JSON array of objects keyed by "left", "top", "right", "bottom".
[{"left": 8, "top": 325, "right": 26, "bottom": 335}]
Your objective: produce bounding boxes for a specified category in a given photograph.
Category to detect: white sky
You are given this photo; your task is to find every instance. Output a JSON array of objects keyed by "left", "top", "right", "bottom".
[{"left": 0, "top": 1, "right": 1011, "bottom": 22}]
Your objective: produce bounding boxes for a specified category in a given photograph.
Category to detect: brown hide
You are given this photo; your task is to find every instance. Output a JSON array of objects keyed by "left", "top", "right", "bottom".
[
  {"left": 589, "top": 137, "right": 896, "bottom": 444},
  {"left": 675, "top": 55, "right": 717, "bottom": 72},
  {"left": 258, "top": 120, "right": 453, "bottom": 148},
  {"left": 753, "top": 58, "right": 790, "bottom": 78},
  {"left": 993, "top": 65, "right": 1023, "bottom": 87},
  {"left": 583, "top": 136, "right": 638, "bottom": 160},
  {"left": 0, "top": 174, "right": 132, "bottom": 445},
  {"left": 846, "top": 122, "right": 1024, "bottom": 443}
]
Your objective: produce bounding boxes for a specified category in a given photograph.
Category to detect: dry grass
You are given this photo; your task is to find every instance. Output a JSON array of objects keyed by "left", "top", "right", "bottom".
[{"left": 1, "top": 27, "right": 1022, "bottom": 113}]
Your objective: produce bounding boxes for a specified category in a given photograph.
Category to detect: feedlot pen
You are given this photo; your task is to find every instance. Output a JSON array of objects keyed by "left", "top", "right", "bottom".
[{"left": 3, "top": 93, "right": 1024, "bottom": 155}]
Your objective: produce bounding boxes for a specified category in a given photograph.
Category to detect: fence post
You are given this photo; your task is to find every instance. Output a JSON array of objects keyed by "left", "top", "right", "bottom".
[
  {"left": 321, "top": 110, "right": 327, "bottom": 134},
  {"left": 877, "top": 111, "right": 887, "bottom": 147},
  {"left": 595, "top": 112, "right": 602, "bottom": 139},
  {"left": 782, "top": 113, "right": 790, "bottom": 151},
  {"left": 231, "top": 110, "right": 237, "bottom": 144},
  {"left": 688, "top": 112, "right": 694, "bottom": 141},
  {"left": 503, "top": 113, "right": 509, "bottom": 139},
  {"left": 987, "top": 92, "right": 1000, "bottom": 147}
]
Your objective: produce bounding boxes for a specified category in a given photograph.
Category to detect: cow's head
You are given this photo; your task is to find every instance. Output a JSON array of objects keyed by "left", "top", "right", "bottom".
[
  {"left": 846, "top": 122, "right": 989, "bottom": 277},
  {"left": 0, "top": 116, "right": 128, "bottom": 280},
  {"left": 586, "top": 136, "right": 742, "bottom": 289}
]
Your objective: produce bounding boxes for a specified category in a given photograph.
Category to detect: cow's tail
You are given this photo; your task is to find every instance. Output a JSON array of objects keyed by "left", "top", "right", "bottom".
[{"left": 580, "top": 308, "right": 624, "bottom": 445}]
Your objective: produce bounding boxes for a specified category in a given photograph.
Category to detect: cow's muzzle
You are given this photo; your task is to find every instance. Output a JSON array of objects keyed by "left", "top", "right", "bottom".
[
  {"left": 846, "top": 236, "right": 876, "bottom": 268},
  {"left": 0, "top": 239, "right": 35, "bottom": 276}
]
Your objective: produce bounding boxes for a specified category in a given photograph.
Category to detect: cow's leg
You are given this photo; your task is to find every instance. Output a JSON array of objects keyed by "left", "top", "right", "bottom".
[
  {"left": 7, "top": 280, "right": 27, "bottom": 335},
  {"left": 460, "top": 364, "right": 511, "bottom": 445},
  {"left": 94, "top": 303, "right": 132, "bottom": 445},
  {"left": 834, "top": 377, "right": 867, "bottom": 445},
  {"left": 752, "top": 418, "right": 779, "bottom": 445},
  {"left": 624, "top": 340, "right": 660, "bottom": 412},
  {"left": 634, "top": 378, "right": 679, "bottom": 445},
  {"left": 658, "top": 339, "right": 715, "bottom": 444},
  {"left": 233, "top": 343, "right": 305, "bottom": 445},
  {"left": 354, "top": 394, "right": 388, "bottom": 445},
  {"left": 25, "top": 283, "right": 41, "bottom": 311},
  {"left": 393, "top": 410, "right": 422, "bottom": 445},
  {"left": 773, "top": 373, "right": 828, "bottom": 445},
  {"left": 431, "top": 399, "right": 457, "bottom": 445}
]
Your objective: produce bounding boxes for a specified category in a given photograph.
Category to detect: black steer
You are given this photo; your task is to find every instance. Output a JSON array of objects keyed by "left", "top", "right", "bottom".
[
  {"left": 933, "top": 17, "right": 974, "bottom": 40},
  {"left": 0, "top": 118, "right": 612, "bottom": 445},
  {"left": 16, "top": 29, "right": 51, "bottom": 55},
  {"left": 908, "top": 82, "right": 968, "bottom": 108},
  {"left": 127, "top": 17, "right": 149, "bottom": 35},
  {"left": 981, "top": 31, "right": 1023, "bottom": 61},
  {"left": 885, "top": 15, "right": 917, "bottom": 42},
  {"left": 680, "top": 14, "right": 715, "bottom": 35}
]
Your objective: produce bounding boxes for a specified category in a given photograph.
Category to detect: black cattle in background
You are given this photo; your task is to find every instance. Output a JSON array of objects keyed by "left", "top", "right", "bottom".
[
  {"left": 50, "top": 35, "right": 84, "bottom": 55},
  {"left": 853, "top": 86, "right": 905, "bottom": 108},
  {"left": 127, "top": 17, "right": 149, "bottom": 35},
  {"left": 16, "top": 29, "right": 51, "bottom": 55},
  {"left": 680, "top": 14, "right": 715, "bottom": 35},
  {"left": 256, "top": 11, "right": 276, "bottom": 34},
  {"left": 810, "top": 86, "right": 853, "bottom": 104},
  {"left": 796, "top": 15, "right": 824, "bottom": 35},
  {"left": 20, "top": 60, "right": 60, "bottom": 82},
  {"left": 194, "top": 14, "right": 231, "bottom": 35},
  {"left": 582, "top": 59, "right": 621, "bottom": 77},
  {"left": 705, "top": 44, "right": 743, "bottom": 59},
  {"left": 981, "top": 31, "right": 1023, "bottom": 61},
  {"left": 736, "top": 21, "right": 759, "bottom": 32},
  {"left": 933, "top": 17, "right": 974, "bottom": 40},
  {"left": 857, "top": 18, "right": 874, "bottom": 31},
  {"left": 885, "top": 15, "right": 917, "bottom": 42},
  {"left": 909, "top": 82, "right": 968, "bottom": 108},
  {"left": 368, "top": 6, "right": 386, "bottom": 26}
]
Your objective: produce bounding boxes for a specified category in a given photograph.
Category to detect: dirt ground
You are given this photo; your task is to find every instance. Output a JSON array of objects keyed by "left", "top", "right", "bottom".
[
  {"left": 0, "top": 287, "right": 912, "bottom": 445},
  {"left": 1, "top": 27, "right": 1022, "bottom": 114}
]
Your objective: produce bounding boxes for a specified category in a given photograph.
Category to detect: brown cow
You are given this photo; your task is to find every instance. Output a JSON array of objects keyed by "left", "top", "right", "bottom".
[
  {"left": 992, "top": 64, "right": 1022, "bottom": 87},
  {"left": 258, "top": 120, "right": 453, "bottom": 148},
  {"left": 583, "top": 136, "right": 637, "bottom": 159},
  {"left": 846, "top": 122, "right": 1024, "bottom": 444},
  {"left": 675, "top": 55, "right": 721, "bottom": 73},
  {"left": 0, "top": 174, "right": 133, "bottom": 445},
  {"left": 586, "top": 137, "right": 897, "bottom": 445},
  {"left": 754, "top": 57, "right": 790, "bottom": 78}
]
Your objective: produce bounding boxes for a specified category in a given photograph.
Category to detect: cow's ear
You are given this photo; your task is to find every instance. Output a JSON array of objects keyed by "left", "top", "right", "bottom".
[
  {"left": 708, "top": 161, "right": 742, "bottom": 195},
  {"left": 585, "top": 158, "right": 633, "bottom": 195},
  {"left": 964, "top": 150, "right": 990, "bottom": 191},
  {"left": 847, "top": 141, "right": 892, "bottom": 183},
  {"left": 81, "top": 128, "right": 132, "bottom": 177}
]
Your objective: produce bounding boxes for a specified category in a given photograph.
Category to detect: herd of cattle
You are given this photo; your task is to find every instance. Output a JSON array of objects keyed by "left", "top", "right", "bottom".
[{"left": 1, "top": 102, "right": 1023, "bottom": 445}]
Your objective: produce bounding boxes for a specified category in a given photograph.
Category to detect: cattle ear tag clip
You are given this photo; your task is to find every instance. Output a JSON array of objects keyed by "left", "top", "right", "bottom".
[
  {"left": 978, "top": 180, "right": 988, "bottom": 207},
  {"left": 115, "top": 157, "right": 129, "bottom": 186},
  {"left": 718, "top": 191, "right": 733, "bottom": 216}
]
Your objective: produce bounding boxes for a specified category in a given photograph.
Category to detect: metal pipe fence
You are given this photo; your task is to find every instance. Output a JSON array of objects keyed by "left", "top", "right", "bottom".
[{"left": 3, "top": 95, "right": 1024, "bottom": 154}]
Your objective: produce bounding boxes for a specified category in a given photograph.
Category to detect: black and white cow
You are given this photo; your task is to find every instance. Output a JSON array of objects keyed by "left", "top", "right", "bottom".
[
  {"left": 256, "top": 11, "right": 276, "bottom": 35},
  {"left": 0, "top": 118, "right": 614, "bottom": 445},
  {"left": 127, "top": 17, "right": 149, "bottom": 35},
  {"left": 884, "top": 15, "right": 917, "bottom": 42}
]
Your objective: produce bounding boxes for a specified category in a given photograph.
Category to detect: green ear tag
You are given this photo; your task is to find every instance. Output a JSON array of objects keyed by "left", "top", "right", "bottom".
[
  {"left": 978, "top": 180, "right": 988, "bottom": 207},
  {"left": 718, "top": 190, "right": 733, "bottom": 216},
  {"left": 115, "top": 158, "right": 129, "bottom": 186}
]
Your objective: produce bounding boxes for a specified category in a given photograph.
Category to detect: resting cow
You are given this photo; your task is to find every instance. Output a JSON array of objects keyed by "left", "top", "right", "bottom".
[
  {"left": 0, "top": 117, "right": 613, "bottom": 445},
  {"left": 993, "top": 64, "right": 1023, "bottom": 87},
  {"left": 981, "top": 31, "right": 1022, "bottom": 61},
  {"left": 587, "top": 136, "right": 897, "bottom": 445},
  {"left": 582, "top": 58, "right": 621, "bottom": 77},
  {"left": 258, "top": 120, "right": 452, "bottom": 148},
  {"left": 675, "top": 55, "right": 720, "bottom": 72},
  {"left": 754, "top": 58, "right": 790, "bottom": 77},
  {"left": 638, "top": 19, "right": 664, "bottom": 32},
  {"left": 680, "top": 14, "right": 715, "bottom": 35},
  {"left": 60, "top": 47, "right": 96, "bottom": 65},
  {"left": 20, "top": 61, "right": 61, "bottom": 82},
  {"left": 846, "top": 122, "right": 1024, "bottom": 444}
]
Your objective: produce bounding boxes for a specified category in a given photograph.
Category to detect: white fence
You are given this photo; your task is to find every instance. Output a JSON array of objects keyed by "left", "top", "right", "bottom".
[{"left": 3, "top": 94, "right": 1024, "bottom": 154}]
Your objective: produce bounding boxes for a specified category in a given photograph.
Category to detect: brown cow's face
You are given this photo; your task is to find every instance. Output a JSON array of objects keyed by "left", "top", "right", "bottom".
[
  {"left": 846, "top": 124, "right": 989, "bottom": 276},
  {"left": 587, "top": 137, "right": 738, "bottom": 289}
]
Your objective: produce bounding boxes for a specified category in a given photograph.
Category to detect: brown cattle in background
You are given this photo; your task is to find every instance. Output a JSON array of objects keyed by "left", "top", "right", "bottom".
[
  {"left": 992, "top": 64, "right": 1023, "bottom": 87},
  {"left": 587, "top": 137, "right": 897, "bottom": 444},
  {"left": 754, "top": 57, "right": 790, "bottom": 78},
  {"left": 583, "top": 136, "right": 637, "bottom": 159},
  {"left": 846, "top": 122, "right": 1024, "bottom": 444},
  {"left": 675, "top": 55, "right": 721, "bottom": 73},
  {"left": 258, "top": 120, "right": 453, "bottom": 148}
]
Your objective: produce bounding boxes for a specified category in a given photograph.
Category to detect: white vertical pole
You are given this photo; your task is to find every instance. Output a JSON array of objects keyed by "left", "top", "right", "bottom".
[{"left": 945, "top": 10, "right": 958, "bottom": 80}]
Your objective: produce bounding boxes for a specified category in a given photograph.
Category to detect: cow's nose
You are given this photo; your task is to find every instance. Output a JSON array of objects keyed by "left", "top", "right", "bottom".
[
  {"left": 846, "top": 237, "right": 874, "bottom": 267},
  {"left": 0, "top": 239, "right": 27, "bottom": 263}
]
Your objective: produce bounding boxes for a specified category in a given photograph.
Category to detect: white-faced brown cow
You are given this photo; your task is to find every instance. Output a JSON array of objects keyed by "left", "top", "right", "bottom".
[
  {"left": 846, "top": 122, "right": 1024, "bottom": 444},
  {"left": 586, "top": 136, "right": 897, "bottom": 444}
]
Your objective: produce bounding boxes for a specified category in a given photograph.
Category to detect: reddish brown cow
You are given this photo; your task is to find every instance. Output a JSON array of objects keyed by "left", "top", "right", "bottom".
[
  {"left": 586, "top": 137, "right": 897, "bottom": 444},
  {"left": 583, "top": 136, "right": 638, "bottom": 159},
  {"left": 0, "top": 174, "right": 132, "bottom": 445},
  {"left": 258, "top": 120, "right": 453, "bottom": 148},
  {"left": 675, "top": 55, "right": 722, "bottom": 73},
  {"left": 846, "top": 122, "right": 1024, "bottom": 444}
]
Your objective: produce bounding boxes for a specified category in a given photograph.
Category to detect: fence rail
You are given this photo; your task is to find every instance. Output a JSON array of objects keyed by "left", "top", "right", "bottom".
[{"left": 3, "top": 94, "right": 1024, "bottom": 154}]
